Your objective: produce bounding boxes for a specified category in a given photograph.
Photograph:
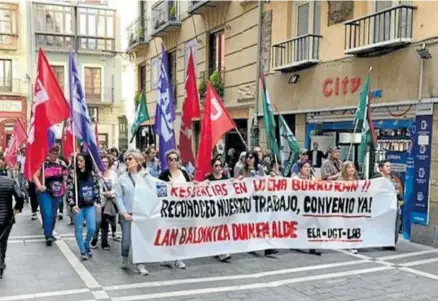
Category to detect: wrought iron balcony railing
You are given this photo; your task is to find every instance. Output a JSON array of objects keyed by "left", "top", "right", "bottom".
[
  {"left": 0, "top": 78, "right": 21, "bottom": 94},
  {"left": 344, "top": 5, "right": 415, "bottom": 55},
  {"left": 151, "top": 0, "right": 181, "bottom": 37},
  {"left": 272, "top": 34, "right": 322, "bottom": 72},
  {"left": 126, "top": 17, "right": 149, "bottom": 50}
]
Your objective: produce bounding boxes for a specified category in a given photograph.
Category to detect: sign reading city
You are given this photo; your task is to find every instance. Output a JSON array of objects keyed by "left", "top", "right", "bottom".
[{"left": 323, "top": 76, "right": 361, "bottom": 97}]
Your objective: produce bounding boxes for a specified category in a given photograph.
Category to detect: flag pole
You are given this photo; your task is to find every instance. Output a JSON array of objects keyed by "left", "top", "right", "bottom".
[{"left": 69, "top": 53, "right": 79, "bottom": 208}]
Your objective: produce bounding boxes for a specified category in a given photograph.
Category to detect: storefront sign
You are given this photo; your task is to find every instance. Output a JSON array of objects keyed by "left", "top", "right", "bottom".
[
  {"left": 403, "top": 119, "right": 416, "bottom": 239},
  {"left": 323, "top": 76, "right": 361, "bottom": 97},
  {"left": 411, "top": 104, "right": 433, "bottom": 225}
]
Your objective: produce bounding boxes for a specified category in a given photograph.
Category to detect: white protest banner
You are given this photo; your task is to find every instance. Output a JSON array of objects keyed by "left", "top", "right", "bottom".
[{"left": 131, "top": 176, "right": 397, "bottom": 263}]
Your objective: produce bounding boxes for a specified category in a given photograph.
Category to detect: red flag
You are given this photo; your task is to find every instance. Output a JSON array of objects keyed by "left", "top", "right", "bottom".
[
  {"left": 4, "top": 118, "right": 27, "bottom": 168},
  {"left": 24, "top": 49, "right": 70, "bottom": 180},
  {"left": 62, "top": 119, "right": 74, "bottom": 162},
  {"left": 179, "top": 50, "right": 200, "bottom": 164},
  {"left": 194, "top": 82, "right": 235, "bottom": 181}
]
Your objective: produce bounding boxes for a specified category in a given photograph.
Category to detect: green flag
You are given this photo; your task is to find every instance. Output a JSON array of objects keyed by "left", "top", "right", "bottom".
[
  {"left": 131, "top": 92, "right": 149, "bottom": 136},
  {"left": 279, "top": 115, "right": 300, "bottom": 176},
  {"left": 354, "top": 71, "right": 376, "bottom": 173},
  {"left": 260, "top": 73, "right": 280, "bottom": 161}
]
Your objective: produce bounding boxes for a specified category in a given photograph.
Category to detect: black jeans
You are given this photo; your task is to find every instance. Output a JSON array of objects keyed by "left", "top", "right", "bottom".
[
  {"left": 28, "top": 182, "right": 38, "bottom": 214},
  {"left": 0, "top": 223, "right": 12, "bottom": 264},
  {"left": 94, "top": 213, "right": 116, "bottom": 246}
]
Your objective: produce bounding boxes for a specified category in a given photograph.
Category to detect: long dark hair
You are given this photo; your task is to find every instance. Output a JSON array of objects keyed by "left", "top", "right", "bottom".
[
  {"left": 76, "top": 153, "right": 93, "bottom": 180},
  {"left": 244, "top": 151, "right": 260, "bottom": 171}
]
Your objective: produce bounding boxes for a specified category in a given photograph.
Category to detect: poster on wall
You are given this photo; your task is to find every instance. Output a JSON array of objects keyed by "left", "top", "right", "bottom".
[{"left": 411, "top": 104, "right": 433, "bottom": 225}]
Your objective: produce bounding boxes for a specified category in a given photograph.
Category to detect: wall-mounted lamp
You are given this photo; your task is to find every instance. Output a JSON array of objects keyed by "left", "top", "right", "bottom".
[
  {"left": 417, "top": 48, "right": 432, "bottom": 60},
  {"left": 288, "top": 74, "right": 300, "bottom": 84}
]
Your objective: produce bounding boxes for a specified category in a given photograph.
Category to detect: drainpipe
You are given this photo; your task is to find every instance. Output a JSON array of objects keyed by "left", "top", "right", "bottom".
[
  {"left": 27, "top": 1, "right": 35, "bottom": 125},
  {"left": 253, "top": 0, "right": 263, "bottom": 148},
  {"left": 419, "top": 53, "right": 424, "bottom": 101}
]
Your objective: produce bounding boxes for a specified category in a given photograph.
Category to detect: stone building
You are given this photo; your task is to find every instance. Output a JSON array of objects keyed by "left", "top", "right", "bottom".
[{"left": 126, "top": 0, "right": 438, "bottom": 246}]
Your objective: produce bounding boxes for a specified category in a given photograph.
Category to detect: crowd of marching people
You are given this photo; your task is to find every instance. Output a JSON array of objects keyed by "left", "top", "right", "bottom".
[{"left": 0, "top": 142, "right": 402, "bottom": 278}]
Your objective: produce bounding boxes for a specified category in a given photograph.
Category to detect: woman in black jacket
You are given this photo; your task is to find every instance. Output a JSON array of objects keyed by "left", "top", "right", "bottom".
[
  {"left": 66, "top": 153, "right": 101, "bottom": 260},
  {"left": 158, "top": 150, "right": 189, "bottom": 269},
  {"left": 0, "top": 175, "right": 24, "bottom": 279}
]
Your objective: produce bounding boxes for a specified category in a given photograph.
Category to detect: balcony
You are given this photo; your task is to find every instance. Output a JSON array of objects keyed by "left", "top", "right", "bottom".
[
  {"left": 0, "top": 78, "right": 21, "bottom": 94},
  {"left": 271, "top": 34, "right": 322, "bottom": 72},
  {"left": 126, "top": 17, "right": 149, "bottom": 53},
  {"left": 344, "top": 5, "right": 415, "bottom": 55},
  {"left": 85, "top": 87, "right": 114, "bottom": 106},
  {"left": 198, "top": 68, "right": 225, "bottom": 100},
  {"left": 151, "top": 0, "right": 181, "bottom": 38},
  {"left": 187, "top": 1, "right": 213, "bottom": 15},
  {"left": 35, "top": 33, "right": 75, "bottom": 52}
]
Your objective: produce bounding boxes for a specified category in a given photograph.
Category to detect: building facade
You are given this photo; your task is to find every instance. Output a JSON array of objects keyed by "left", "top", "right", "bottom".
[
  {"left": 265, "top": 0, "right": 438, "bottom": 246},
  {"left": 126, "top": 0, "right": 261, "bottom": 154},
  {"left": 0, "top": 1, "right": 30, "bottom": 151}
]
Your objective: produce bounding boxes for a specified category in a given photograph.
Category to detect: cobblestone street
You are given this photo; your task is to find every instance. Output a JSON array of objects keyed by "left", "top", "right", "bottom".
[{"left": 1, "top": 205, "right": 438, "bottom": 301}]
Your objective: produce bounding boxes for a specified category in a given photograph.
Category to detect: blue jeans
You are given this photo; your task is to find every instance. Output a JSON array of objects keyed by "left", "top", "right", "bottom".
[
  {"left": 74, "top": 206, "right": 97, "bottom": 254},
  {"left": 38, "top": 192, "right": 61, "bottom": 239},
  {"left": 120, "top": 216, "right": 131, "bottom": 258}
]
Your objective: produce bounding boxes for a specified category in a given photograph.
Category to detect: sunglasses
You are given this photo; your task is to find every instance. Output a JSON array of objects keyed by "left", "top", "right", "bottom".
[
  {"left": 214, "top": 164, "right": 222, "bottom": 168},
  {"left": 168, "top": 157, "right": 179, "bottom": 162}
]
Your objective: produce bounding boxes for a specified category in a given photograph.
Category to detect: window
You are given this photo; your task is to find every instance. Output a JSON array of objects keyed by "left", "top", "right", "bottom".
[
  {"left": 0, "top": 59, "right": 12, "bottom": 92},
  {"left": 35, "top": 4, "right": 74, "bottom": 34},
  {"left": 293, "top": 1, "right": 321, "bottom": 36},
  {"left": 78, "top": 7, "right": 115, "bottom": 51},
  {"left": 208, "top": 30, "right": 225, "bottom": 75},
  {"left": 0, "top": 4, "right": 17, "bottom": 35},
  {"left": 167, "top": 50, "right": 177, "bottom": 104},
  {"left": 51, "top": 65, "right": 65, "bottom": 91},
  {"left": 139, "top": 64, "right": 146, "bottom": 92},
  {"left": 84, "top": 67, "right": 102, "bottom": 101},
  {"left": 89, "top": 107, "right": 99, "bottom": 122}
]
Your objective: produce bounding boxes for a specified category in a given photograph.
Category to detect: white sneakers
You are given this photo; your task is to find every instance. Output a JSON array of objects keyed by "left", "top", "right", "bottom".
[
  {"left": 135, "top": 264, "right": 148, "bottom": 276},
  {"left": 174, "top": 260, "right": 186, "bottom": 269},
  {"left": 120, "top": 257, "right": 129, "bottom": 270}
]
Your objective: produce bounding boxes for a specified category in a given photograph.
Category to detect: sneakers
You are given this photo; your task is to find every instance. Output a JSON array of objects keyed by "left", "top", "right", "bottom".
[
  {"left": 120, "top": 257, "right": 129, "bottom": 270},
  {"left": 218, "top": 254, "right": 232, "bottom": 262},
  {"left": 264, "top": 249, "right": 279, "bottom": 256},
  {"left": 350, "top": 249, "right": 358, "bottom": 254},
  {"left": 309, "top": 249, "right": 322, "bottom": 256},
  {"left": 80, "top": 253, "right": 88, "bottom": 261},
  {"left": 58, "top": 213, "right": 63, "bottom": 220},
  {"left": 31, "top": 213, "right": 37, "bottom": 220},
  {"left": 135, "top": 264, "right": 148, "bottom": 276},
  {"left": 90, "top": 238, "right": 98, "bottom": 249},
  {"left": 174, "top": 260, "right": 186, "bottom": 269},
  {"left": 102, "top": 244, "right": 111, "bottom": 250},
  {"left": 112, "top": 234, "right": 121, "bottom": 242}
]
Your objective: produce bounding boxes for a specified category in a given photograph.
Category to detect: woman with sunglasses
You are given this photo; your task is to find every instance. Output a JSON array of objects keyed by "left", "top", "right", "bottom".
[
  {"left": 90, "top": 154, "right": 118, "bottom": 250},
  {"left": 204, "top": 157, "right": 232, "bottom": 262},
  {"left": 115, "top": 149, "right": 149, "bottom": 276},
  {"left": 234, "top": 151, "right": 278, "bottom": 257},
  {"left": 67, "top": 153, "right": 101, "bottom": 260},
  {"left": 158, "top": 150, "right": 189, "bottom": 269},
  {"left": 235, "top": 151, "right": 265, "bottom": 179}
]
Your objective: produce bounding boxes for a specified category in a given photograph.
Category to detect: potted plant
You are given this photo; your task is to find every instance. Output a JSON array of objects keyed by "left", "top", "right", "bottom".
[
  {"left": 198, "top": 78, "right": 206, "bottom": 99},
  {"left": 136, "top": 27, "right": 144, "bottom": 41},
  {"left": 169, "top": 5, "right": 177, "bottom": 21},
  {"left": 210, "top": 70, "right": 224, "bottom": 97}
]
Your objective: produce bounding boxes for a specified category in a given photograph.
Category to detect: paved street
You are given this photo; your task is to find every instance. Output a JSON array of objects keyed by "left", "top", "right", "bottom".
[{"left": 2, "top": 204, "right": 438, "bottom": 301}]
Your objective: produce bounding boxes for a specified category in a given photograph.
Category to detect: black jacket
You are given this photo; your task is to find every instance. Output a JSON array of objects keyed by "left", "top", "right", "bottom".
[
  {"left": 158, "top": 169, "right": 191, "bottom": 183},
  {"left": 0, "top": 176, "right": 24, "bottom": 227}
]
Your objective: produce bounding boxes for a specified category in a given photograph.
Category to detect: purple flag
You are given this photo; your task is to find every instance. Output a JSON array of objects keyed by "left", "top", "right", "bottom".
[
  {"left": 69, "top": 52, "right": 104, "bottom": 172},
  {"left": 153, "top": 46, "right": 176, "bottom": 171}
]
